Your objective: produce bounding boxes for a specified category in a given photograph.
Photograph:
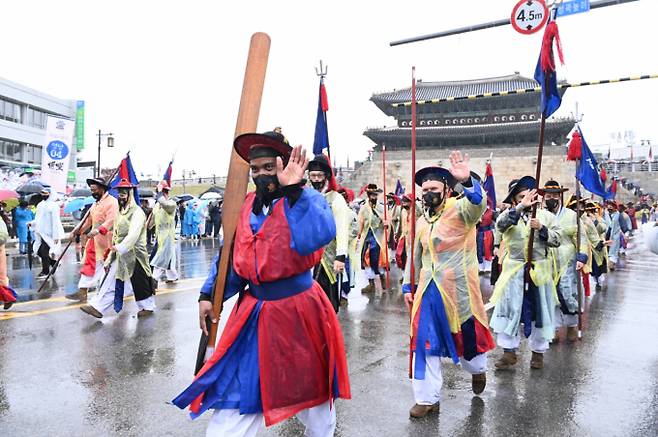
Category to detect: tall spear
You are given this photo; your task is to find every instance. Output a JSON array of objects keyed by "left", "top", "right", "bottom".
[
  {"left": 575, "top": 165, "right": 584, "bottom": 338},
  {"left": 195, "top": 33, "right": 271, "bottom": 373},
  {"left": 382, "top": 143, "right": 390, "bottom": 290},
  {"left": 408, "top": 66, "right": 417, "bottom": 379},
  {"left": 525, "top": 12, "right": 564, "bottom": 293}
]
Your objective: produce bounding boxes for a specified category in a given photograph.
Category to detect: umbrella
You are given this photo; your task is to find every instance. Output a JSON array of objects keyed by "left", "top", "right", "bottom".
[
  {"left": 200, "top": 191, "right": 222, "bottom": 200},
  {"left": 175, "top": 194, "right": 194, "bottom": 203},
  {"left": 0, "top": 189, "right": 18, "bottom": 202},
  {"left": 64, "top": 196, "right": 95, "bottom": 214},
  {"left": 1, "top": 198, "right": 19, "bottom": 212},
  {"left": 138, "top": 188, "right": 155, "bottom": 198},
  {"left": 17, "top": 182, "right": 48, "bottom": 194},
  {"left": 70, "top": 188, "right": 92, "bottom": 197}
]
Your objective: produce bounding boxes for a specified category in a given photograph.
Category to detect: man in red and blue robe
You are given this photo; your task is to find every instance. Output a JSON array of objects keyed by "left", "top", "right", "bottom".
[{"left": 173, "top": 131, "right": 350, "bottom": 437}]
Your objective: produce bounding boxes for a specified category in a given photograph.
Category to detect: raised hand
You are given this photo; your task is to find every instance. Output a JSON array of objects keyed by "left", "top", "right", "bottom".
[
  {"left": 449, "top": 150, "right": 470, "bottom": 183},
  {"left": 520, "top": 189, "right": 540, "bottom": 209},
  {"left": 277, "top": 145, "right": 309, "bottom": 187}
]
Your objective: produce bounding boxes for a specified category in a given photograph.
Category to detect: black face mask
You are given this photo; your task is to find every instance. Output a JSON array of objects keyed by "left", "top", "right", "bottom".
[
  {"left": 368, "top": 196, "right": 378, "bottom": 205},
  {"left": 253, "top": 174, "right": 282, "bottom": 213},
  {"left": 92, "top": 191, "right": 103, "bottom": 201},
  {"left": 402, "top": 204, "right": 410, "bottom": 210},
  {"left": 311, "top": 180, "right": 326, "bottom": 191},
  {"left": 423, "top": 191, "right": 443, "bottom": 215},
  {"left": 254, "top": 174, "right": 279, "bottom": 195},
  {"left": 118, "top": 197, "right": 129, "bottom": 208},
  {"left": 545, "top": 199, "right": 559, "bottom": 211},
  {"left": 387, "top": 200, "right": 395, "bottom": 206}
]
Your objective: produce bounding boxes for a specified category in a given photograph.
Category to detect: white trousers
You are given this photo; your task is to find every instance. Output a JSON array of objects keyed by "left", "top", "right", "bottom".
[
  {"left": 554, "top": 308, "right": 578, "bottom": 328},
  {"left": 205, "top": 401, "right": 336, "bottom": 437},
  {"left": 365, "top": 267, "right": 382, "bottom": 280},
  {"left": 78, "top": 260, "right": 104, "bottom": 289},
  {"left": 496, "top": 322, "right": 549, "bottom": 353},
  {"left": 152, "top": 266, "right": 179, "bottom": 281},
  {"left": 89, "top": 262, "right": 156, "bottom": 315},
  {"left": 411, "top": 353, "right": 487, "bottom": 405}
]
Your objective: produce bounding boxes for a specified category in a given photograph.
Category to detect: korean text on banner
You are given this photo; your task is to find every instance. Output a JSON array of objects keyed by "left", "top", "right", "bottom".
[
  {"left": 75, "top": 101, "right": 85, "bottom": 151},
  {"left": 41, "top": 116, "right": 74, "bottom": 193}
]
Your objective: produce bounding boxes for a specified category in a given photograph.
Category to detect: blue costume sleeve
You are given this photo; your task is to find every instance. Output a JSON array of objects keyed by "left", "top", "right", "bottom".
[
  {"left": 461, "top": 177, "right": 483, "bottom": 205},
  {"left": 200, "top": 250, "right": 247, "bottom": 301},
  {"left": 285, "top": 188, "right": 336, "bottom": 256}
]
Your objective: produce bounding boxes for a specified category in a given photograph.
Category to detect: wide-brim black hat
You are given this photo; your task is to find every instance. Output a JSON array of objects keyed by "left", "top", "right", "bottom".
[
  {"left": 540, "top": 180, "right": 569, "bottom": 194},
  {"left": 414, "top": 166, "right": 457, "bottom": 188},
  {"left": 233, "top": 131, "right": 292, "bottom": 163},
  {"left": 86, "top": 177, "right": 109, "bottom": 190},
  {"left": 307, "top": 154, "right": 332, "bottom": 176},
  {"left": 365, "top": 183, "right": 383, "bottom": 194},
  {"left": 503, "top": 175, "right": 537, "bottom": 204}
]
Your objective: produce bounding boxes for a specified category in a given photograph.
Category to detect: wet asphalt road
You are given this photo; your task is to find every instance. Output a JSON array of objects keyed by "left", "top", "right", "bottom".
[{"left": 1, "top": 233, "right": 657, "bottom": 436}]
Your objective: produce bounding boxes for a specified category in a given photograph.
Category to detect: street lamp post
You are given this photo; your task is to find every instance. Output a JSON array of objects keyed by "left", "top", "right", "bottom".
[{"left": 97, "top": 129, "right": 115, "bottom": 178}]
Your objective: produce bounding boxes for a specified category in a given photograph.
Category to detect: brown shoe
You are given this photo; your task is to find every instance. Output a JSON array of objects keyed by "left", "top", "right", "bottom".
[
  {"left": 409, "top": 402, "right": 440, "bottom": 418},
  {"left": 361, "top": 279, "right": 375, "bottom": 294},
  {"left": 530, "top": 352, "right": 544, "bottom": 369},
  {"left": 80, "top": 304, "right": 103, "bottom": 319},
  {"left": 339, "top": 297, "right": 348, "bottom": 307},
  {"left": 566, "top": 326, "right": 579, "bottom": 342},
  {"left": 65, "top": 288, "right": 88, "bottom": 303},
  {"left": 137, "top": 309, "right": 154, "bottom": 318},
  {"left": 494, "top": 351, "right": 518, "bottom": 370},
  {"left": 380, "top": 275, "right": 387, "bottom": 290},
  {"left": 472, "top": 373, "right": 486, "bottom": 394},
  {"left": 550, "top": 330, "right": 560, "bottom": 344}
]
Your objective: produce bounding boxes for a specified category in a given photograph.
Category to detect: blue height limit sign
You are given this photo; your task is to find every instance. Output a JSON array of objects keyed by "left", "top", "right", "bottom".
[{"left": 556, "top": 0, "right": 590, "bottom": 17}]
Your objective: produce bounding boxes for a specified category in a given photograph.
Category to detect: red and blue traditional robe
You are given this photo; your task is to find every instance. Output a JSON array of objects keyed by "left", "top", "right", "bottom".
[{"left": 173, "top": 188, "right": 351, "bottom": 426}]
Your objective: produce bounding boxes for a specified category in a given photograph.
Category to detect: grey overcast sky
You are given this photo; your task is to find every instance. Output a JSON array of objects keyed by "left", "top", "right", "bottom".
[{"left": 3, "top": 0, "right": 657, "bottom": 178}]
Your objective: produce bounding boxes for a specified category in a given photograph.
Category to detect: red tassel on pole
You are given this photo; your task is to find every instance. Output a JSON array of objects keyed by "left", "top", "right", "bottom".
[
  {"left": 600, "top": 167, "right": 607, "bottom": 183},
  {"left": 541, "top": 20, "right": 565, "bottom": 73},
  {"left": 567, "top": 130, "right": 583, "bottom": 161}
]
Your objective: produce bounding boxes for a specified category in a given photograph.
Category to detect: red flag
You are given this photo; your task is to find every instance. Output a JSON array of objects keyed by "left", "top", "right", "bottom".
[{"left": 600, "top": 167, "right": 607, "bottom": 183}]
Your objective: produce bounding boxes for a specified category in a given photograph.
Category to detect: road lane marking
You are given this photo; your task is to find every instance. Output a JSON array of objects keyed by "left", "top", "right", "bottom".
[
  {"left": 0, "top": 285, "right": 199, "bottom": 321},
  {"left": 8, "top": 276, "right": 206, "bottom": 308}
]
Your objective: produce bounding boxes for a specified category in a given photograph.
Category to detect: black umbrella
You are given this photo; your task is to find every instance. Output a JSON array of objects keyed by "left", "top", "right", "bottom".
[
  {"left": 175, "top": 194, "right": 194, "bottom": 202},
  {"left": 17, "top": 182, "right": 48, "bottom": 195},
  {"left": 138, "top": 188, "right": 155, "bottom": 198},
  {"left": 70, "top": 188, "right": 92, "bottom": 197}
]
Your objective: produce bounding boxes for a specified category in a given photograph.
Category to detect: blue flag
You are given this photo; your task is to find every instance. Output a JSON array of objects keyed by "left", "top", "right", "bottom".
[
  {"left": 110, "top": 153, "right": 141, "bottom": 204},
  {"left": 576, "top": 128, "right": 611, "bottom": 200},
  {"left": 395, "top": 179, "right": 404, "bottom": 197},
  {"left": 483, "top": 162, "right": 496, "bottom": 210},
  {"left": 313, "top": 78, "right": 329, "bottom": 155},
  {"left": 534, "top": 55, "right": 562, "bottom": 118}
]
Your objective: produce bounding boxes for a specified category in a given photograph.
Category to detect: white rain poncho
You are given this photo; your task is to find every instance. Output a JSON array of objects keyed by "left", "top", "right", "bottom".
[{"left": 150, "top": 196, "right": 177, "bottom": 271}]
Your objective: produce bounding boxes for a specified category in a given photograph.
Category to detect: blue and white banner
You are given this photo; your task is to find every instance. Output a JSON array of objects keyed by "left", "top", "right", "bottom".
[{"left": 42, "top": 116, "right": 74, "bottom": 194}]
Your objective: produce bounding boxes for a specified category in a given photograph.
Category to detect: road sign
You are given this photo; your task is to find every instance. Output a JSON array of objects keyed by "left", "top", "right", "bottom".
[
  {"left": 555, "top": 0, "right": 590, "bottom": 17},
  {"left": 511, "top": 0, "right": 549, "bottom": 35}
]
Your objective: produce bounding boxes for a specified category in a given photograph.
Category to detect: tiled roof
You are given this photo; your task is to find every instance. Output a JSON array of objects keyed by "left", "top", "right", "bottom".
[
  {"left": 371, "top": 74, "right": 540, "bottom": 105},
  {"left": 363, "top": 119, "right": 575, "bottom": 149}
]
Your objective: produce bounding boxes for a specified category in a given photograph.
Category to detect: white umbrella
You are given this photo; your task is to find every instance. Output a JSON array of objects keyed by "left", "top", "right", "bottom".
[{"left": 200, "top": 192, "right": 222, "bottom": 200}]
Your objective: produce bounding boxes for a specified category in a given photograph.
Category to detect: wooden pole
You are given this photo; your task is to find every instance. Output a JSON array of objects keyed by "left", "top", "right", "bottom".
[
  {"left": 36, "top": 162, "right": 122, "bottom": 293},
  {"left": 197, "top": 33, "right": 271, "bottom": 370},
  {"left": 575, "top": 165, "right": 584, "bottom": 339},
  {"left": 409, "top": 66, "right": 417, "bottom": 379},
  {"left": 382, "top": 143, "right": 390, "bottom": 290}
]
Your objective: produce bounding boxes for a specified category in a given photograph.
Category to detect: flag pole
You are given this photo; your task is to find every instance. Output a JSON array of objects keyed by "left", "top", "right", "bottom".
[
  {"left": 409, "top": 66, "right": 417, "bottom": 379},
  {"left": 195, "top": 33, "right": 270, "bottom": 374},
  {"left": 382, "top": 143, "right": 390, "bottom": 290},
  {"left": 525, "top": 103, "right": 547, "bottom": 293},
  {"left": 316, "top": 61, "right": 331, "bottom": 160},
  {"left": 575, "top": 162, "right": 584, "bottom": 339}
]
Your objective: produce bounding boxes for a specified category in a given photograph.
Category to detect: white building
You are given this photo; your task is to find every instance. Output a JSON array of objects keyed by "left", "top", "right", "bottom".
[{"left": 0, "top": 76, "right": 81, "bottom": 179}]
